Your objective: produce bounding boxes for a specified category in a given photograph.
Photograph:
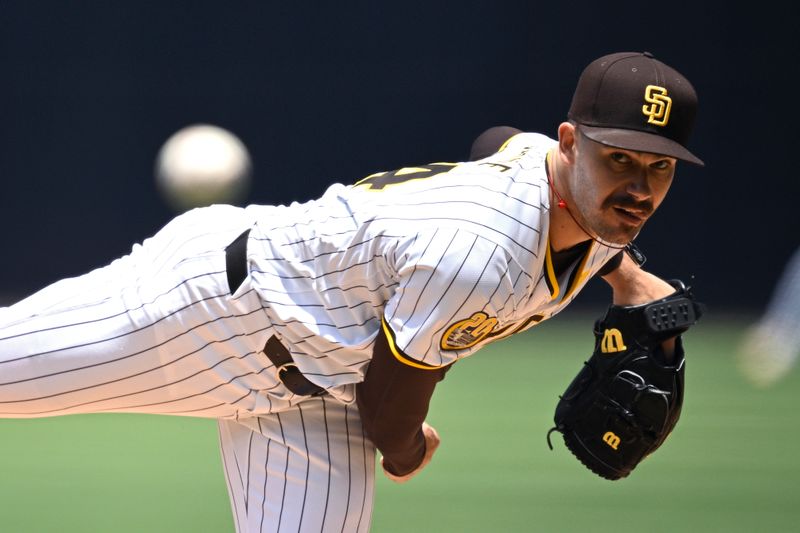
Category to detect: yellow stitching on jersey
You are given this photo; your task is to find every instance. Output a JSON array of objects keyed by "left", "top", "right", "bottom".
[
  {"left": 354, "top": 171, "right": 387, "bottom": 186},
  {"left": 395, "top": 166, "right": 438, "bottom": 176},
  {"left": 497, "top": 133, "right": 522, "bottom": 153},
  {"left": 381, "top": 318, "right": 444, "bottom": 370},
  {"left": 562, "top": 240, "right": 594, "bottom": 301},
  {"left": 544, "top": 238, "right": 560, "bottom": 301}
]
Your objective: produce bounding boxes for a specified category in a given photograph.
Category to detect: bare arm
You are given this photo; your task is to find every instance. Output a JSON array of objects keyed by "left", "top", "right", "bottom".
[{"left": 601, "top": 252, "right": 678, "bottom": 360}]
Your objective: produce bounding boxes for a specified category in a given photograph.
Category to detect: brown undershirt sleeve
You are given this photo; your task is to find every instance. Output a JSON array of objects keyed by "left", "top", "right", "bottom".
[{"left": 356, "top": 324, "right": 451, "bottom": 476}]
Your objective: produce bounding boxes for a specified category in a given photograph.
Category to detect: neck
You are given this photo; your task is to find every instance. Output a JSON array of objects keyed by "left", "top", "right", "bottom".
[{"left": 546, "top": 148, "right": 592, "bottom": 252}]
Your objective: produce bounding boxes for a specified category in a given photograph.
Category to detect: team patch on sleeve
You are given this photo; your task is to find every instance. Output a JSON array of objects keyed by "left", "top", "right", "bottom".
[{"left": 440, "top": 312, "right": 499, "bottom": 351}]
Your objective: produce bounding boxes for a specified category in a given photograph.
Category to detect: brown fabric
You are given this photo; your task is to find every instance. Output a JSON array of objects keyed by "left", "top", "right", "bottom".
[
  {"left": 596, "top": 251, "right": 624, "bottom": 277},
  {"left": 550, "top": 240, "right": 591, "bottom": 277},
  {"left": 567, "top": 52, "right": 703, "bottom": 166},
  {"left": 551, "top": 241, "right": 623, "bottom": 279},
  {"left": 356, "top": 325, "right": 450, "bottom": 476},
  {"left": 468, "top": 126, "right": 522, "bottom": 161}
]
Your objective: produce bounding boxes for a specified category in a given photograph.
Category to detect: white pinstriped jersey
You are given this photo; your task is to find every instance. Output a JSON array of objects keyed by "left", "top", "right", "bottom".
[{"left": 244, "top": 132, "right": 619, "bottom": 401}]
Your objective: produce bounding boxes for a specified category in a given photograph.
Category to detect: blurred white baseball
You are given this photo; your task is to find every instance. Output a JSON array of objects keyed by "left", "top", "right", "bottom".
[{"left": 155, "top": 124, "right": 252, "bottom": 211}]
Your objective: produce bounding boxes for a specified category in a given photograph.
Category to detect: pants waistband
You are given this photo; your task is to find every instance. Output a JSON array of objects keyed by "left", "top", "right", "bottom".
[{"left": 225, "top": 229, "right": 325, "bottom": 397}]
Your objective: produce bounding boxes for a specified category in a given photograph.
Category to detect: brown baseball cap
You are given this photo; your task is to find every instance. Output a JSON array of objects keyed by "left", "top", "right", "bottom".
[{"left": 568, "top": 52, "right": 703, "bottom": 166}]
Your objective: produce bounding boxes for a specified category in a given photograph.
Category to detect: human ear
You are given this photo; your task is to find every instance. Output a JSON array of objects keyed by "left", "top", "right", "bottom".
[{"left": 557, "top": 122, "right": 577, "bottom": 163}]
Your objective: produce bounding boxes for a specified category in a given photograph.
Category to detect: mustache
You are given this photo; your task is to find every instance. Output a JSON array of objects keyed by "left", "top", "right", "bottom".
[{"left": 603, "top": 195, "right": 654, "bottom": 215}]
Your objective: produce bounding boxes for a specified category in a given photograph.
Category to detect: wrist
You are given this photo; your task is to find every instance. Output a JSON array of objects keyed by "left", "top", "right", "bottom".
[{"left": 605, "top": 258, "right": 676, "bottom": 307}]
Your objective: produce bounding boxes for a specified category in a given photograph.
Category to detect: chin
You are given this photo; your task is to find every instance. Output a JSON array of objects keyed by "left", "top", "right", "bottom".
[
  {"left": 578, "top": 208, "right": 642, "bottom": 247},
  {"left": 592, "top": 224, "right": 640, "bottom": 247}
]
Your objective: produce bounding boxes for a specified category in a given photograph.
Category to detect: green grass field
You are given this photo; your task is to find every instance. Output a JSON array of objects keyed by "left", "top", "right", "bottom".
[{"left": 1, "top": 314, "right": 797, "bottom": 532}]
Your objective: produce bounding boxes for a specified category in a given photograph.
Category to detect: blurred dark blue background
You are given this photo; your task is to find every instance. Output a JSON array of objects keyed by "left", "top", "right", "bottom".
[{"left": 1, "top": 1, "right": 795, "bottom": 312}]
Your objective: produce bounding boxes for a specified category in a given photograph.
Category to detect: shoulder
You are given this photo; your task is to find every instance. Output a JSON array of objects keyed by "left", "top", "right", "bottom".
[
  {"left": 469, "top": 127, "right": 556, "bottom": 161},
  {"left": 469, "top": 126, "right": 524, "bottom": 160}
]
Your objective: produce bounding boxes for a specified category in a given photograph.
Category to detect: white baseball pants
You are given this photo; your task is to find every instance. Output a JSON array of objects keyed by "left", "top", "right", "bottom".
[{"left": 0, "top": 205, "right": 375, "bottom": 532}]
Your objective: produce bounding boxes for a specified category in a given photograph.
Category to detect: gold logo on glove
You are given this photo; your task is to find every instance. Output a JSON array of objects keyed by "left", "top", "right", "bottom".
[
  {"left": 601, "top": 328, "right": 627, "bottom": 354},
  {"left": 642, "top": 85, "right": 672, "bottom": 126},
  {"left": 603, "top": 431, "right": 621, "bottom": 450}
]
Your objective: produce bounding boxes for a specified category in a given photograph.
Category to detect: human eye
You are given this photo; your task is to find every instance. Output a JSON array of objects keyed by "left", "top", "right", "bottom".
[
  {"left": 650, "top": 159, "right": 674, "bottom": 171},
  {"left": 609, "top": 152, "right": 631, "bottom": 164}
]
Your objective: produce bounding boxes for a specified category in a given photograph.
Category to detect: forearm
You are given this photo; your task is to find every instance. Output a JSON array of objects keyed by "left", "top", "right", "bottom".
[
  {"left": 601, "top": 253, "right": 675, "bottom": 305},
  {"left": 356, "top": 323, "right": 449, "bottom": 476}
]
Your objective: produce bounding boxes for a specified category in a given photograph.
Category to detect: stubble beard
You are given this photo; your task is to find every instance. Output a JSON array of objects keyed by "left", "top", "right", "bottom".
[{"left": 570, "top": 170, "right": 649, "bottom": 247}]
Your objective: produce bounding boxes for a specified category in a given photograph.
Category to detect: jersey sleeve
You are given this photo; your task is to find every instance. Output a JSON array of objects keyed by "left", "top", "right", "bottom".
[{"left": 383, "top": 228, "right": 524, "bottom": 368}]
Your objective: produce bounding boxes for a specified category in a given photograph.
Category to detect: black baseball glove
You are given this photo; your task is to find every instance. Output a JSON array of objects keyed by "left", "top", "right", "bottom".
[{"left": 547, "top": 280, "right": 704, "bottom": 480}]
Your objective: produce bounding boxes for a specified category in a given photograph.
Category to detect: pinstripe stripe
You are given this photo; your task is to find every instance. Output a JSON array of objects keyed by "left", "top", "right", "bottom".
[
  {"left": 406, "top": 233, "right": 480, "bottom": 352},
  {"left": 356, "top": 411, "right": 369, "bottom": 532},
  {"left": 0, "top": 318, "right": 275, "bottom": 414},
  {"left": 341, "top": 403, "right": 353, "bottom": 533},
  {"left": 485, "top": 262, "right": 512, "bottom": 317},
  {"left": 0, "top": 349, "right": 267, "bottom": 416},
  {"left": 253, "top": 252, "right": 388, "bottom": 279},
  {"left": 245, "top": 428, "right": 254, "bottom": 513},
  {"left": 256, "top": 214, "right": 358, "bottom": 238},
  {"left": 256, "top": 298, "right": 382, "bottom": 315},
  {"left": 275, "top": 411, "right": 288, "bottom": 533},
  {"left": 253, "top": 181, "right": 542, "bottom": 239},
  {"left": 387, "top": 230, "right": 432, "bottom": 324},
  {"left": 295, "top": 234, "right": 403, "bottom": 264},
  {"left": 374, "top": 199, "right": 541, "bottom": 234},
  {"left": 395, "top": 229, "right": 458, "bottom": 334},
  {"left": 320, "top": 397, "right": 333, "bottom": 532},
  {"left": 254, "top": 213, "right": 540, "bottom": 261},
  {"left": 365, "top": 216, "right": 540, "bottom": 255},
  {"left": 77, "top": 360, "right": 280, "bottom": 417},
  {"left": 297, "top": 403, "right": 310, "bottom": 532},
  {"left": 0, "top": 309, "right": 268, "bottom": 393},
  {"left": 0, "top": 287, "right": 238, "bottom": 373},
  {"left": 423, "top": 242, "right": 504, "bottom": 361},
  {"left": 258, "top": 193, "right": 542, "bottom": 254},
  {"left": 268, "top": 314, "right": 380, "bottom": 332},
  {"left": 217, "top": 399, "right": 374, "bottom": 532},
  {"left": 246, "top": 277, "right": 397, "bottom": 297},
  {"left": 378, "top": 181, "right": 544, "bottom": 211},
  {"left": 260, "top": 436, "right": 270, "bottom": 533},
  {"left": 0, "top": 271, "right": 228, "bottom": 346},
  {"left": 218, "top": 423, "right": 244, "bottom": 532}
]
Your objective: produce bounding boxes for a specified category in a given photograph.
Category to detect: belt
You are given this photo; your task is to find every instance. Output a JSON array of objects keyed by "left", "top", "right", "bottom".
[
  {"left": 263, "top": 336, "right": 326, "bottom": 397},
  {"left": 225, "top": 229, "right": 326, "bottom": 397}
]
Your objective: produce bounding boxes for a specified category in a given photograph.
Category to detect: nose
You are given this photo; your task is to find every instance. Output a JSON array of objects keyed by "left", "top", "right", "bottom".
[{"left": 625, "top": 170, "right": 652, "bottom": 201}]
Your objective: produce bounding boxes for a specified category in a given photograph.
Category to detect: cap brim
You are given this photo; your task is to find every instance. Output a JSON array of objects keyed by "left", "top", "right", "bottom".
[{"left": 577, "top": 125, "right": 704, "bottom": 167}]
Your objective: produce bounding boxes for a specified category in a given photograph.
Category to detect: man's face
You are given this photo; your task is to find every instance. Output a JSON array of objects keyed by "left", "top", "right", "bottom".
[{"left": 568, "top": 132, "right": 676, "bottom": 246}]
